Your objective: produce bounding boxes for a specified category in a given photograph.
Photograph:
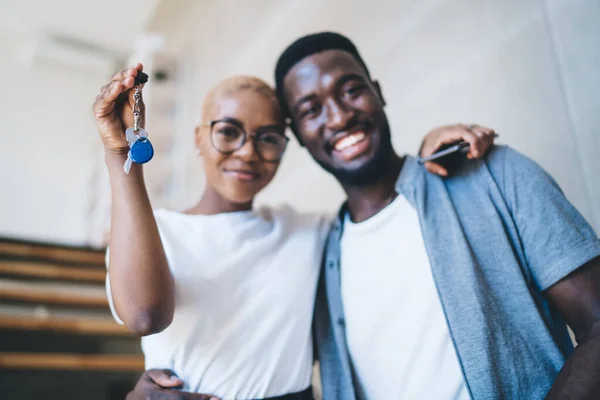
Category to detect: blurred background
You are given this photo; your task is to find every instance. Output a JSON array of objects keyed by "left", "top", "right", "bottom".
[{"left": 0, "top": 0, "right": 598, "bottom": 399}]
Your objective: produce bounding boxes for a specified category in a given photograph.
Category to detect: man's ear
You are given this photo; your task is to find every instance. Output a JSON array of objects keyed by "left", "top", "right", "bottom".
[{"left": 372, "top": 80, "right": 386, "bottom": 106}]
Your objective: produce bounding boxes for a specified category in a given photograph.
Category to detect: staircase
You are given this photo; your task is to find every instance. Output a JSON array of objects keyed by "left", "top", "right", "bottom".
[{"left": 0, "top": 238, "right": 144, "bottom": 400}]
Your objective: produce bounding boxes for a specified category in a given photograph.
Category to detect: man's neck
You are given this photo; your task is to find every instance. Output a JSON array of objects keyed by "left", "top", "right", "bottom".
[{"left": 343, "top": 154, "right": 404, "bottom": 223}]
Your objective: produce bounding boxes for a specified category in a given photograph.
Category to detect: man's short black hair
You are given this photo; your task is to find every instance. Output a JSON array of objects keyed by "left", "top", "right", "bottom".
[{"left": 274, "top": 31, "right": 370, "bottom": 123}]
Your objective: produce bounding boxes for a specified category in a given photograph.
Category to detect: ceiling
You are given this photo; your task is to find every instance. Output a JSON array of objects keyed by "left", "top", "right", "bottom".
[{"left": 0, "top": 0, "right": 162, "bottom": 54}]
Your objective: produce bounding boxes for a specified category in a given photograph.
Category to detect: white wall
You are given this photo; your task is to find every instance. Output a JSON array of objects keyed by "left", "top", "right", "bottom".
[
  {"left": 0, "top": 32, "right": 110, "bottom": 245},
  {"left": 0, "top": 0, "right": 162, "bottom": 247},
  {"left": 543, "top": 0, "right": 600, "bottom": 230},
  {"left": 151, "top": 0, "right": 599, "bottom": 233}
]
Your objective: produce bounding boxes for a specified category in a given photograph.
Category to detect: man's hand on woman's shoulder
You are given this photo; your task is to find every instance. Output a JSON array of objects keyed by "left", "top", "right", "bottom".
[
  {"left": 126, "top": 369, "right": 220, "bottom": 400},
  {"left": 419, "top": 123, "right": 497, "bottom": 176}
]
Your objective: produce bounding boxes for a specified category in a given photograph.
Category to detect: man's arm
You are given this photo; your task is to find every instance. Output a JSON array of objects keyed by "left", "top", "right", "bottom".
[
  {"left": 486, "top": 147, "right": 600, "bottom": 398},
  {"left": 544, "top": 256, "right": 600, "bottom": 399},
  {"left": 126, "top": 369, "right": 219, "bottom": 400}
]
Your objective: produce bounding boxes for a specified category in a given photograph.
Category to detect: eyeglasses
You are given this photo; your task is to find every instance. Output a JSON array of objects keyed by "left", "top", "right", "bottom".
[{"left": 202, "top": 119, "right": 289, "bottom": 162}]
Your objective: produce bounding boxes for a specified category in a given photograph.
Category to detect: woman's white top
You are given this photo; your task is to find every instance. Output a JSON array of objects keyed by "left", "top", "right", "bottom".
[{"left": 106, "top": 206, "right": 329, "bottom": 399}]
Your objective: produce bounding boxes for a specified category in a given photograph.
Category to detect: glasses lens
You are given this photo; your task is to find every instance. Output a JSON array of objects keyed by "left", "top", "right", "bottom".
[
  {"left": 255, "top": 131, "right": 288, "bottom": 161},
  {"left": 211, "top": 121, "right": 245, "bottom": 153}
]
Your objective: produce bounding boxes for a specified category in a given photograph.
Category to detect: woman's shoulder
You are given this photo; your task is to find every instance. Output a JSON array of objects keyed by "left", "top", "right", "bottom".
[
  {"left": 151, "top": 208, "right": 188, "bottom": 229},
  {"left": 152, "top": 208, "right": 214, "bottom": 224},
  {"left": 150, "top": 208, "right": 216, "bottom": 238},
  {"left": 153, "top": 208, "right": 188, "bottom": 219}
]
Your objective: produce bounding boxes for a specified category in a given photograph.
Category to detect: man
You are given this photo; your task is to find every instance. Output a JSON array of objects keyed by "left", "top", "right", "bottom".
[
  {"left": 129, "top": 32, "right": 600, "bottom": 399},
  {"left": 273, "top": 32, "right": 600, "bottom": 399}
]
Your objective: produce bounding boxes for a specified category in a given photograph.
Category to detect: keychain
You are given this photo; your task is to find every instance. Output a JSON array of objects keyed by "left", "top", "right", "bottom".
[{"left": 124, "top": 72, "right": 154, "bottom": 174}]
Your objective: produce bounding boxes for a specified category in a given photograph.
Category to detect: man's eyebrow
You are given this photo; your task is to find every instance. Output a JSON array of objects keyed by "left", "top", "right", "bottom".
[
  {"left": 336, "top": 73, "right": 367, "bottom": 87},
  {"left": 290, "top": 72, "right": 368, "bottom": 113},
  {"left": 292, "top": 93, "right": 317, "bottom": 114}
]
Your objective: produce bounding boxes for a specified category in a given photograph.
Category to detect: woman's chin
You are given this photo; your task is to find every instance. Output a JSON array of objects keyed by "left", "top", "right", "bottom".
[{"left": 222, "top": 191, "right": 257, "bottom": 208}]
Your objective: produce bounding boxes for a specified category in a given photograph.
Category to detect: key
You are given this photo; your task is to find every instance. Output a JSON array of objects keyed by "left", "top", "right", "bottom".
[
  {"left": 123, "top": 73, "right": 153, "bottom": 174},
  {"left": 129, "top": 137, "right": 154, "bottom": 164},
  {"left": 123, "top": 154, "right": 133, "bottom": 174},
  {"left": 125, "top": 127, "right": 147, "bottom": 146},
  {"left": 123, "top": 135, "right": 153, "bottom": 173}
]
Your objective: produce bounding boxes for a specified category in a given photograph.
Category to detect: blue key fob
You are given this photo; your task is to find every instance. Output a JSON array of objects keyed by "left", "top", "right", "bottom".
[{"left": 129, "top": 137, "right": 154, "bottom": 164}]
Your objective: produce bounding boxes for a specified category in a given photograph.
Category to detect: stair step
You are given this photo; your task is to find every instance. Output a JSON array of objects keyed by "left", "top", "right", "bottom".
[
  {"left": 0, "top": 353, "right": 144, "bottom": 371},
  {"left": 0, "top": 260, "right": 106, "bottom": 283},
  {"left": 0, "top": 314, "right": 130, "bottom": 336},
  {"left": 0, "top": 279, "right": 108, "bottom": 308},
  {"left": 0, "top": 239, "right": 105, "bottom": 266}
]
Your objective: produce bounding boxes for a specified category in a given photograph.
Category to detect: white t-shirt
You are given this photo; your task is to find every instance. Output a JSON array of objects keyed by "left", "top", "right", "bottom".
[
  {"left": 340, "top": 194, "right": 469, "bottom": 400},
  {"left": 106, "top": 206, "right": 329, "bottom": 399}
]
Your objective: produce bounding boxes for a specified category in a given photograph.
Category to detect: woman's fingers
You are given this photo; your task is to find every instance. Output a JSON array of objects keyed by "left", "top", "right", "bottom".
[
  {"left": 93, "top": 77, "right": 135, "bottom": 117},
  {"left": 109, "top": 63, "right": 144, "bottom": 83}
]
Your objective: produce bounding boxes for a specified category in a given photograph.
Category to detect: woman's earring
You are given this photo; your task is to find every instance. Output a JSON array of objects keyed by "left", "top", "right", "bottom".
[{"left": 196, "top": 148, "right": 202, "bottom": 156}]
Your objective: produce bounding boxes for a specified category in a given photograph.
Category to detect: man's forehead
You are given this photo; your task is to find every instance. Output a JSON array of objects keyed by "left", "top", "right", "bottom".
[{"left": 284, "top": 50, "right": 368, "bottom": 91}]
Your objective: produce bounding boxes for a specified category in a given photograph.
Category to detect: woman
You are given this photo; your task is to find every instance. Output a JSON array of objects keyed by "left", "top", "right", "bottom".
[{"left": 93, "top": 64, "right": 495, "bottom": 400}]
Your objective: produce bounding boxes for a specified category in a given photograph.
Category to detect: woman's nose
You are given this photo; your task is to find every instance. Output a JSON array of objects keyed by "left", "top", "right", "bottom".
[{"left": 233, "top": 136, "right": 259, "bottom": 161}]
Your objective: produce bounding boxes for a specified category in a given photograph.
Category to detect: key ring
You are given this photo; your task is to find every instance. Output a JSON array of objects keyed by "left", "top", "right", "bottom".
[{"left": 123, "top": 73, "right": 154, "bottom": 174}]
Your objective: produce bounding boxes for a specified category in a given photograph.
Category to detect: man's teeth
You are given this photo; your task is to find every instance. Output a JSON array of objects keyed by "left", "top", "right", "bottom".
[{"left": 334, "top": 132, "right": 366, "bottom": 151}]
